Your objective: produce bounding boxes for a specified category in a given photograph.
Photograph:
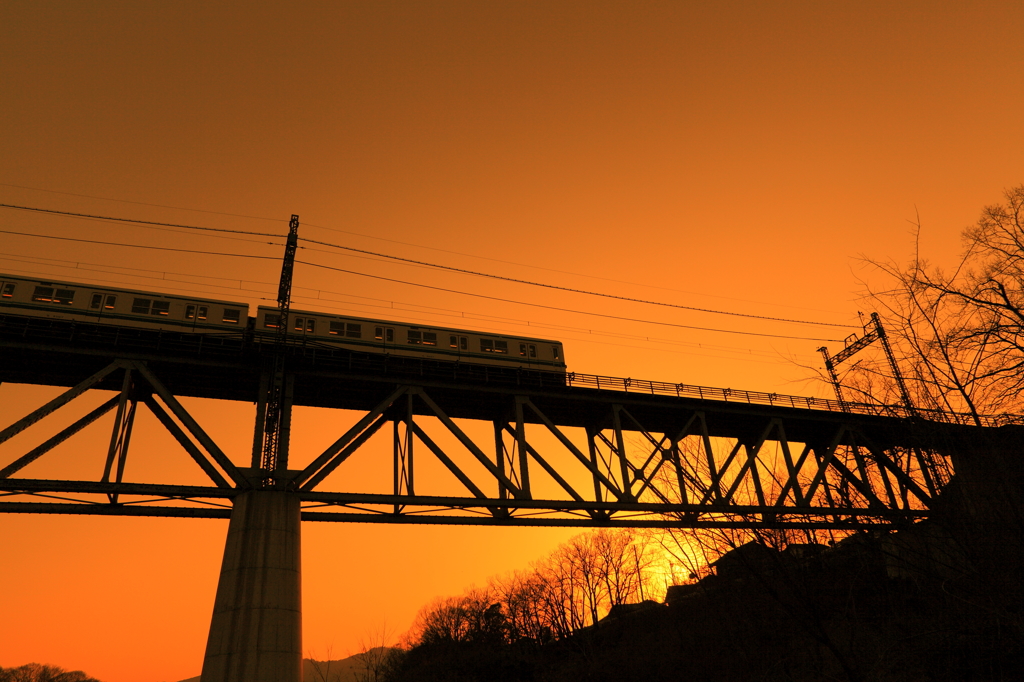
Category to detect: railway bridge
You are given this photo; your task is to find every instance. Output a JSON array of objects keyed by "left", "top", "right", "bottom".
[{"left": 1, "top": 312, "right": 1018, "bottom": 681}]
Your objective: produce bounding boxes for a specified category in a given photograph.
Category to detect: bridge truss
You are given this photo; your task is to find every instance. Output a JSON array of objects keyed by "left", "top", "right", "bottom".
[{"left": 0, "top": 313, "right": 962, "bottom": 530}]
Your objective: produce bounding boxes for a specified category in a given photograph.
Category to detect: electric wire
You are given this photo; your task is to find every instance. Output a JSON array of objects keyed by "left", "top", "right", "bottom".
[
  {"left": 0, "top": 202, "right": 854, "bottom": 327},
  {"left": 0, "top": 229, "right": 844, "bottom": 341},
  {"left": 0, "top": 183, "right": 287, "bottom": 222},
  {"left": 0, "top": 254, "right": 811, "bottom": 361},
  {"left": 0, "top": 229, "right": 280, "bottom": 260},
  {"left": 301, "top": 236, "right": 855, "bottom": 328},
  {"left": 300, "top": 220, "right": 845, "bottom": 316},
  {"left": 0, "top": 203, "right": 283, "bottom": 238},
  {"left": 296, "top": 259, "right": 844, "bottom": 342}
]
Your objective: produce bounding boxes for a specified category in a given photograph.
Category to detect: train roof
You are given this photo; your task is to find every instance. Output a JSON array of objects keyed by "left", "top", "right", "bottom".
[
  {"left": 0, "top": 273, "right": 249, "bottom": 308},
  {"left": 256, "top": 304, "right": 562, "bottom": 344}
]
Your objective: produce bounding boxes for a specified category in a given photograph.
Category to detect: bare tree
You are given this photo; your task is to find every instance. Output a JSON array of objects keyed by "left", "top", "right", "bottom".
[
  {"left": 0, "top": 665, "right": 100, "bottom": 682},
  {"left": 355, "top": 621, "right": 401, "bottom": 682},
  {"left": 850, "top": 184, "right": 1024, "bottom": 422}
]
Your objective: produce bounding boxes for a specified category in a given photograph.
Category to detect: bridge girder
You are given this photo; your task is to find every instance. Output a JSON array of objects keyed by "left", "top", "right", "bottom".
[{"left": 0, "top": 357, "right": 956, "bottom": 529}]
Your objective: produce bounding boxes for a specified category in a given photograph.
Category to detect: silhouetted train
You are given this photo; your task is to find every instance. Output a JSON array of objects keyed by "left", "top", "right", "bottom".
[{"left": 0, "top": 273, "right": 567, "bottom": 370}]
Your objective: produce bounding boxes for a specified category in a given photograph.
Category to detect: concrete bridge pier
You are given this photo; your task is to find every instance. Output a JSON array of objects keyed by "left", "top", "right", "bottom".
[{"left": 200, "top": 490, "right": 302, "bottom": 682}]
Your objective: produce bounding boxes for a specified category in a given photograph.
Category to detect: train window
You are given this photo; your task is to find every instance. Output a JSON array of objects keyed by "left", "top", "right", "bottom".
[
  {"left": 223, "top": 309, "right": 241, "bottom": 324},
  {"left": 407, "top": 330, "right": 422, "bottom": 344},
  {"left": 460, "top": 336, "right": 468, "bottom": 350},
  {"left": 293, "top": 317, "right": 304, "bottom": 331},
  {"left": 90, "top": 293, "right": 116, "bottom": 310},
  {"left": 132, "top": 298, "right": 151, "bottom": 314},
  {"left": 375, "top": 326, "right": 383, "bottom": 339},
  {"left": 552, "top": 346, "right": 561, "bottom": 360},
  {"left": 32, "top": 286, "right": 54, "bottom": 302},
  {"left": 494, "top": 340, "right": 508, "bottom": 354},
  {"left": 450, "top": 335, "right": 458, "bottom": 348},
  {"left": 265, "top": 314, "right": 281, "bottom": 328},
  {"left": 197, "top": 306, "right": 208, "bottom": 321},
  {"left": 519, "top": 343, "right": 527, "bottom": 356},
  {"left": 54, "top": 289, "right": 74, "bottom": 304},
  {"left": 1, "top": 282, "right": 14, "bottom": 298},
  {"left": 151, "top": 301, "right": 170, "bottom": 316},
  {"left": 186, "top": 305, "right": 196, "bottom": 320},
  {"left": 306, "top": 319, "right": 316, "bottom": 333},
  {"left": 529, "top": 344, "right": 537, "bottom": 358},
  {"left": 422, "top": 332, "right": 437, "bottom": 346},
  {"left": 481, "top": 339, "right": 493, "bottom": 352},
  {"left": 329, "top": 321, "right": 343, "bottom": 335},
  {"left": 346, "top": 323, "right": 361, "bottom": 338}
]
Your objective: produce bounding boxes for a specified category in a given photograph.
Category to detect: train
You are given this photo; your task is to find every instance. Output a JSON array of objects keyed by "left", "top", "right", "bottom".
[{"left": 0, "top": 273, "right": 567, "bottom": 371}]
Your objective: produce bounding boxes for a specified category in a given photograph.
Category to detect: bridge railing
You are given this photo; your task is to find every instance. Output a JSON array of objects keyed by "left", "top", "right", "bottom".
[{"left": 564, "top": 371, "right": 1024, "bottom": 428}]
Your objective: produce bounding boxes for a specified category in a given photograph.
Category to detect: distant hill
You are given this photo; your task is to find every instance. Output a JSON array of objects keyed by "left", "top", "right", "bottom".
[{"left": 177, "top": 648, "right": 397, "bottom": 682}]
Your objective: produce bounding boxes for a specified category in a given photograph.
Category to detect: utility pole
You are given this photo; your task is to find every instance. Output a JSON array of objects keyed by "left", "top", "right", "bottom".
[
  {"left": 818, "top": 312, "right": 915, "bottom": 415},
  {"left": 255, "top": 214, "right": 299, "bottom": 486},
  {"left": 203, "top": 214, "right": 303, "bottom": 682}
]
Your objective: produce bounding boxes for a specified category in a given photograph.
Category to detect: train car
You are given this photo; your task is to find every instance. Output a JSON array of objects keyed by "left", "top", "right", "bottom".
[
  {"left": 0, "top": 273, "right": 249, "bottom": 333},
  {"left": 255, "top": 305, "right": 567, "bottom": 371}
]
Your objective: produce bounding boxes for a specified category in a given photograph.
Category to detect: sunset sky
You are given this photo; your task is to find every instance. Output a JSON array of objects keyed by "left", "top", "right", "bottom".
[{"left": 1, "top": 2, "right": 1022, "bottom": 681}]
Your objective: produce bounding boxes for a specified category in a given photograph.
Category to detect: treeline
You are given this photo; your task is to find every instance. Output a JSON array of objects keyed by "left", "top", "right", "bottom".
[
  {"left": 369, "top": 529, "right": 661, "bottom": 681},
  {"left": 0, "top": 664, "right": 100, "bottom": 682},
  {"left": 413, "top": 529, "right": 660, "bottom": 647}
]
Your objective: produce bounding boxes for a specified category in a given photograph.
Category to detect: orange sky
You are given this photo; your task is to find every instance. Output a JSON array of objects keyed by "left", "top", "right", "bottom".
[{"left": 1, "top": 2, "right": 1022, "bottom": 680}]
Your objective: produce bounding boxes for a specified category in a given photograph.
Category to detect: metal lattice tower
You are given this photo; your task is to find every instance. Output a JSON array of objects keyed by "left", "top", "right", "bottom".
[
  {"left": 818, "top": 312, "right": 915, "bottom": 415},
  {"left": 255, "top": 214, "right": 299, "bottom": 485}
]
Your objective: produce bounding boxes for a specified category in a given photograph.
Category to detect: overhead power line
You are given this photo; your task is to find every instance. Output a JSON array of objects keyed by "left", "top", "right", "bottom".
[
  {"left": 0, "top": 184, "right": 846, "bottom": 315},
  {"left": 2, "top": 254, "right": 798, "bottom": 366},
  {"left": 0, "top": 186, "right": 286, "bottom": 222},
  {"left": 1, "top": 202, "right": 856, "bottom": 330},
  {"left": 297, "top": 259, "right": 844, "bottom": 342},
  {"left": 302, "top": 237, "right": 855, "bottom": 328},
  {"left": 0, "top": 229, "right": 280, "bottom": 260},
  {"left": 0, "top": 203, "right": 283, "bottom": 238}
]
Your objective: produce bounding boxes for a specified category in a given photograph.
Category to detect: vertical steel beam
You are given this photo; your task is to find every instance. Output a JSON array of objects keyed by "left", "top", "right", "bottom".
[
  {"left": 494, "top": 421, "right": 508, "bottom": 501},
  {"left": 102, "top": 368, "right": 133, "bottom": 483},
  {"left": 586, "top": 427, "right": 605, "bottom": 503},
  {"left": 277, "top": 372, "right": 295, "bottom": 473},
  {"left": 405, "top": 392, "right": 415, "bottom": 496},
  {"left": 250, "top": 368, "right": 270, "bottom": 469},
  {"left": 611, "top": 405, "right": 633, "bottom": 501},
  {"left": 514, "top": 396, "right": 531, "bottom": 499}
]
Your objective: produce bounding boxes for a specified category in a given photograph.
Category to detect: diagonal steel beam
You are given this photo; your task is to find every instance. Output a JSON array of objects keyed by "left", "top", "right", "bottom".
[
  {"left": 130, "top": 361, "right": 247, "bottom": 487},
  {"left": 521, "top": 397, "right": 625, "bottom": 501},
  {"left": 294, "top": 384, "right": 410, "bottom": 488},
  {"left": 803, "top": 431, "right": 890, "bottom": 510},
  {"left": 415, "top": 389, "right": 525, "bottom": 500},
  {"left": 0, "top": 360, "right": 126, "bottom": 446},
  {"left": 299, "top": 414, "right": 389, "bottom": 491},
  {"left": 408, "top": 421, "right": 489, "bottom": 501},
  {"left": 775, "top": 440, "right": 813, "bottom": 508},
  {"left": 143, "top": 396, "right": 231, "bottom": 489},
  {"left": 802, "top": 426, "right": 850, "bottom": 503},
  {"left": 0, "top": 395, "right": 121, "bottom": 479},
  {"left": 857, "top": 433, "right": 932, "bottom": 507},
  {"left": 697, "top": 440, "right": 745, "bottom": 506},
  {"left": 502, "top": 424, "right": 585, "bottom": 502}
]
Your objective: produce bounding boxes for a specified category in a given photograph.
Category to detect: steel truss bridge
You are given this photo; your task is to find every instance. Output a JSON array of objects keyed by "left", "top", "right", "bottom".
[{"left": 0, "top": 312, "right": 988, "bottom": 530}]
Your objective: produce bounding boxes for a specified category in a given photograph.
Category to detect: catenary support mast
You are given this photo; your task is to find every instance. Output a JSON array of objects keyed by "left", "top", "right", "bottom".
[{"left": 201, "top": 214, "right": 303, "bottom": 682}]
